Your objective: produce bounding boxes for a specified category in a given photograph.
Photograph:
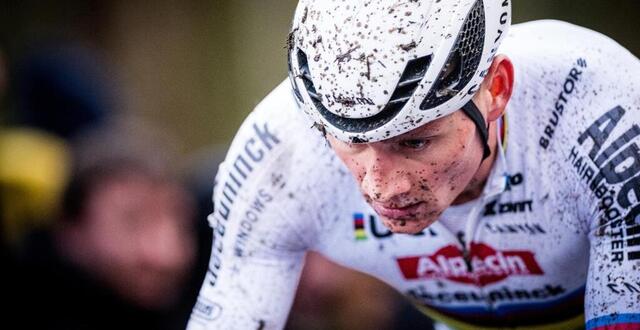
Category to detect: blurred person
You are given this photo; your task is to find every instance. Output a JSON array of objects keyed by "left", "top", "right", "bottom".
[
  {"left": 6, "top": 119, "right": 198, "bottom": 329},
  {"left": 286, "top": 251, "right": 397, "bottom": 330},
  {"left": 286, "top": 252, "right": 433, "bottom": 330},
  {"left": 1, "top": 43, "right": 113, "bottom": 247},
  {"left": 188, "top": 1, "right": 640, "bottom": 329}
]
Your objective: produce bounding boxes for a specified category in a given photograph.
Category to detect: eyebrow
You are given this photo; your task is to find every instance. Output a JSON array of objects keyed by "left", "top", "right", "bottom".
[{"left": 386, "top": 123, "right": 442, "bottom": 143}]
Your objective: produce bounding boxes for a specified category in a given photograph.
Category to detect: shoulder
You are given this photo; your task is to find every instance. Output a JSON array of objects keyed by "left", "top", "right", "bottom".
[
  {"left": 502, "top": 20, "right": 640, "bottom": 96},
  {"left": 501, "top": 19, "right": 640, "bottom": 150},
  {"left": 498, "top": 21, "right": 640, "bottom": 229},
  {"left": 221, "top": 80, "right": 321, "bottom": 184},
  {"left": 503, "top": 20, "right": 636, "bottom": 60},
  {"left": 228, "top": 80, "right": 307, "bottom": 153},
  {"left": 211, "top": 80, "right": 348, "bottom": 247}
]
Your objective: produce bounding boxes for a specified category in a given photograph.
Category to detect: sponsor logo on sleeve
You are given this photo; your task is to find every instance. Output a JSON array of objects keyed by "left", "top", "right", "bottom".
[
  {"left": 191, "top": 296, "right": 223, "bottom": 321},
  {"left": 540, "top": 58, "right": 588, "bottom": 150},
  {"left": 606, "top": 276, "right": 640, "bottom": 296},
  {"left": 207, "top": 122, "right": 281, "bottom": 287},
  {"left": 568, "top": 105, "right": 640, "bottom": 261},
  {"left": 233, "top": 189, "right": 274, "bottom": 257}
]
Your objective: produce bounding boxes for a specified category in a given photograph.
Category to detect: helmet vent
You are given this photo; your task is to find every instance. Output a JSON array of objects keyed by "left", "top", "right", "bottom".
[
  {"left": 420, "top": 0, "right": 485, "bottom": 110},
  {"left": 296, "top": 49, "right": 432, "bottom": 136},
  {"left": 297, "top": 49, "right": 321, "bottom": 102},
  {"left": 288, "top": 48, "right": 304, "bottom": 102},
  {"left": 389, "top": 54, "right": 432, "bottom": 106}
]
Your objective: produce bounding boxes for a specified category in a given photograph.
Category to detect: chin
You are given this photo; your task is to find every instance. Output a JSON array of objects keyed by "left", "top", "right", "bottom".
[{"left": 381, "top": 216, "right": 434, "bottom": 234}]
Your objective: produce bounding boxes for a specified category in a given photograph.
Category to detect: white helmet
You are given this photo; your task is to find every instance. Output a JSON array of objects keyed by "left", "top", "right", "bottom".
[{"left": 288, "top": 0, "right": 511, "bottom": 147}]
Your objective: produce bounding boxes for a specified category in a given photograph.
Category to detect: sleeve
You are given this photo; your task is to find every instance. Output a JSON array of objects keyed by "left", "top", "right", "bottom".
[
  {"left": 586, "top": 210, "right": 640, "bottom": 330},
  {"left": 578, "top": 48, "right": 640, "bottom": 329},
  {"left": 187, "top": 85, "right": 319, "bottom": 330}
]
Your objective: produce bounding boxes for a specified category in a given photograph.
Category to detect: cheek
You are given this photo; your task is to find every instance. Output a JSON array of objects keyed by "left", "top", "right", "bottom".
[
  {"left": 413, "top": 149, "right": 471, "bottom": 196},
  {"left": 427, "top": 153, "right": 480, "bottom": 206},
  {"left": 348, "top": 160, "right": 366, "bottom": 182},
  {"left": 335, "top": 152, "right": 367, "bottom": 182}
]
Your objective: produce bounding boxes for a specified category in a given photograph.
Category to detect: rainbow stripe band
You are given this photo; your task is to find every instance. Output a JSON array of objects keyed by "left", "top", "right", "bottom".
[
  {"left": 586, "top": 314, "right": 640, "bottom": 330},
  {"left": 355, "top": 230, "right": 367, "bottom": 240},
  {"left": 353, "top": 213, "right": 367, "bottom": 240},
  {"left": 415, "top": 304, "right": 584, "bottom": 330},
  {"left": 500, "top": 113, "right": 508, "bottom": 152}
]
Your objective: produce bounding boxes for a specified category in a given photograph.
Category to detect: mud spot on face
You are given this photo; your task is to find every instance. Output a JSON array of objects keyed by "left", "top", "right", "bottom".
[{"left": 419, "top": 180, "right": 431, "bottom": 192}]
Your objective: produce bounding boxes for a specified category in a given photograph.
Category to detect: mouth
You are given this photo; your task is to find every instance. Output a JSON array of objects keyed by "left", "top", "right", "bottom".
[{"left": 371, "top": 201, "right": 424, "bottom": 220}]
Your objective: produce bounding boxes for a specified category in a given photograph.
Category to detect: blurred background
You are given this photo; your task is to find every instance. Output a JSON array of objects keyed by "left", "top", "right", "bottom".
[{"left": 0, "top": 1, "right": 639, "bottom": 329}]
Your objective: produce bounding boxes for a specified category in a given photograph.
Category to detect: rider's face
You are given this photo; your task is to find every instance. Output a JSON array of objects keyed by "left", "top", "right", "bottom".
[
  {"left": 328, "top": 55, "right": 513, "bottom": 234},
  {"left": 329, "top": 110, "right": 485, "bottom": 234}
]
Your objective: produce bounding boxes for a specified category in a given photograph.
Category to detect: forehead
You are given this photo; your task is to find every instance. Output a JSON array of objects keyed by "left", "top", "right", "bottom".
[
  {"left": 375, "top": 110, "right": 463, "bottom": 143},
  {"left": 326, "top": 110, "right": 467, "bottom": 146}
]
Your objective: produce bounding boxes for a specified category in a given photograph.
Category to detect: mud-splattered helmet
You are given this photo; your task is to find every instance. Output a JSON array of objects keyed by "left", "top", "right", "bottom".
[{"left": 288, "top": 0, "right": 511, "bottom": 150}]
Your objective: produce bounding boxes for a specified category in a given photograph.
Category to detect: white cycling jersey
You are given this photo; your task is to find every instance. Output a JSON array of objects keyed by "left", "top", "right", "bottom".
[{"left": 188, "top": 21, "right": 640, "bottom": 330}]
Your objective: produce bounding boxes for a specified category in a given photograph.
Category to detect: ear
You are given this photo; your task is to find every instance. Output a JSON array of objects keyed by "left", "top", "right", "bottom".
[{"left": 481, "top": 55, "right": 514, "bottom": 122}]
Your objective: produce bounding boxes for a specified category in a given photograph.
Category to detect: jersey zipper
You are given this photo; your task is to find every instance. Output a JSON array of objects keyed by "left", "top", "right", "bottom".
[{"left": 461, "top": 117, "right": 510, "bottom": 272}]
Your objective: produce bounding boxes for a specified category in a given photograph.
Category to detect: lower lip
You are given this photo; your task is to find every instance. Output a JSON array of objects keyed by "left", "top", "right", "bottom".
[{"left": 372, "top": 202, "right": 423, "bottom": 219}]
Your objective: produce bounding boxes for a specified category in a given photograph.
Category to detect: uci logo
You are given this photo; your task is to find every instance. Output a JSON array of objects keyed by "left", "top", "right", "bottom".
[{"left": 353, "top": 213, "right": 436, "bottom": 240}]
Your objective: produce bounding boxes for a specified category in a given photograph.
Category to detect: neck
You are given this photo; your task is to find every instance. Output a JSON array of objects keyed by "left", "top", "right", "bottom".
[{"left": 452, "top": 120, "right": 500, "bottom": 205}]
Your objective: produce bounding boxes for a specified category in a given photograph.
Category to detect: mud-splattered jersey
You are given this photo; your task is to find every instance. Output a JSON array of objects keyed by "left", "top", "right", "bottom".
[{"left": 187, "top": 20, "right": 640, "bottom": 330}]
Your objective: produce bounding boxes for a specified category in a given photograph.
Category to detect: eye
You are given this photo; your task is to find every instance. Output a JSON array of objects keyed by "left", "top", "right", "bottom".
[
  {"left": 399, "top": 138, "right": 430, "bottom": 150},
  {"left": 346, "top": 142, "right": 367, "bottom": 153}
]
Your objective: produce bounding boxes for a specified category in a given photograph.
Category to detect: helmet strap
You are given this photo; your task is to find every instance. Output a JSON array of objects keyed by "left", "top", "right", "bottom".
[{"left": 461, "top": 100, "right": 491, "bottom": 160}]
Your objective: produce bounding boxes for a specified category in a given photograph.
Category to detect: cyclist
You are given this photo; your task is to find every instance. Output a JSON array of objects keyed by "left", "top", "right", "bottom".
[{"left": 188, "top": 0, "right": 640, "bottom": 329}]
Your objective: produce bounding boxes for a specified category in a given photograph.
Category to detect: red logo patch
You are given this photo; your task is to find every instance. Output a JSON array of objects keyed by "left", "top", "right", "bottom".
[{"left": 396, "top": 243, "right": 544, "bottom": 286}]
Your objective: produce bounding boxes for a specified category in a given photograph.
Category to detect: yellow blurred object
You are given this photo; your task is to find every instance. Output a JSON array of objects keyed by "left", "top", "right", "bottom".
[{"left": 0, "top": 128, "right": 70, "bottom": 245}]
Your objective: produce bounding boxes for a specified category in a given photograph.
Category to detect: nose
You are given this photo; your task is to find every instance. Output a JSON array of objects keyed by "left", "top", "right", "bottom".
[{"left": 360, "top": 151, "right": 412, "bottom": 203}]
